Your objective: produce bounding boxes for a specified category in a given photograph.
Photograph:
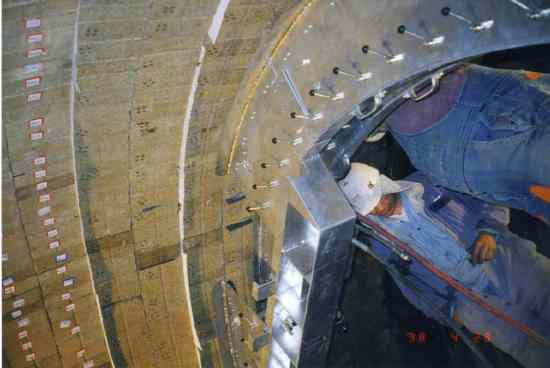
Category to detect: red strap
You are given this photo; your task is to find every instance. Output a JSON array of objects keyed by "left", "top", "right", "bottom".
[{"left": 360, "top": 215, "right": 550, "bottom": 347}]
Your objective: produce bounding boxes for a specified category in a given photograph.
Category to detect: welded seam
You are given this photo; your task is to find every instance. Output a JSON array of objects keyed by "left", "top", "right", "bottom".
[
  {"left": 208, "top": 0, "right": 231, "bottom": 44},
  {"left": 225, "top": 0, "right": 317, "bottom": 174},
  {"left": 178, "top": 44, "right": 207, "bottom": 365}
]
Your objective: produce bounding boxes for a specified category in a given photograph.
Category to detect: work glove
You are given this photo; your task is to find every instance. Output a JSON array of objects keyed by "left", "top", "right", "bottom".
[{"left": 472, "top": 232, "right": 497, "bottom": 264}]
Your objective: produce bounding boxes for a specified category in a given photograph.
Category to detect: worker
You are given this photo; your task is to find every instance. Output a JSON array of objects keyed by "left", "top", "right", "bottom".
[
  {"left": 382, "top": 64, "right": 550, "bottom": 224},
  {"left": 339, "top": 163, "right": 550, "bottom": 368}
]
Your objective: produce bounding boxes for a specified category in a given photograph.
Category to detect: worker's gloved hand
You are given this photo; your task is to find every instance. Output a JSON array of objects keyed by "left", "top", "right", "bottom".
[{"left": 472, "top": 233, "right": 497, "bottom": 264}]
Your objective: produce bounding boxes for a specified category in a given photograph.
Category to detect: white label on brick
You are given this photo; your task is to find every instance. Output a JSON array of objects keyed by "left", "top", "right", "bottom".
[
  {"left": 30, "top": 131, "right": 44, "bottom": 141},
  {"left": 55, "top": 253, "right": 67, "bottom": 263},
  {"left": 5, "top": 286, "right": 16, "bottom": 295},
  {"left": 28, "top": 117, "right": 44, "bottom": 129},
  {"left": 60, "top": 320, "right": 71, "bottom": 329},
  {"left": 18, "top": 330, "right": 28, "bottom": 340},
  {"left": 77, "top": 349, "right": 86, "bottom": 359},
  {"left": 3, "top": 277, "right": 14, "bottom": 286},
  {"left": 62, "top": 292, "right": 71, "bottom": 301},
  {"left": 34, "top": 169, "right": 47, "bottom": 179},
  {"left": 27, "top": 33, "right": 43, "bottom": 44},
  {"left": 48, "top": 240, "right": 60, "bottom": 249},
  {"left": 63, "top": 278, "right": 74, "bottom": 287},
  {"left": 71, "top": 325, "right": 80, "bottom": 335},
  {"left": 22, "top": 342, "right": 32, "bottom": 351},
  {"left": 39, "top": 193, "right": 50, "bottom": 203},
  {"left": 83, "top": 360, "right": 94, "bottom": 368},
  {"left": 13, "top": 298, "right": 25, "bottom": 308},
  {"left": 43, "top": 217, "right": 55, "bottom": 226},
  {"left": 66, "top": 303, "right": 76, "bottom": 312},
  {"left": 33, "top": 156, "right": 46, "bottom": 166},
  {"left": 27, "top": 92, "right": 42, "bottom": 103},
  {"left": 18, "top": 318, "right": 30, "bottom": 328},
  {"left": 11, "top": 309, "right": 23, "bottom": 319},
  {"left": 36, "top": 181, "right": 48, "bottom": 191},
  {"left": 25, "top": 353, "right": 36, "bottom": 362},
  {"left": 37, "top": 206, "right": 50, "bottom": 217},
  {"left": 48, "top": 228, "right": 58, "bottom": 238},
  {"left": 56, "top": 265, "right": 67, "bottom": 274},
  {"left": 25, "top": 18, "right": 41, "bottom": 29},
  {"left": 25, "top": 77, "right": 41, "bottom": 88},
  {"left": 27, "top": 48, "right": 45, "bottom": 58},
  {"left": 25, "top": 63, "right": 43, "bottom": 74}
]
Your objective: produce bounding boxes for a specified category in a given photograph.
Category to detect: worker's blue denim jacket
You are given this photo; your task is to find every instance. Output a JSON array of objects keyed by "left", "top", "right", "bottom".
[
  {"left": 368, "top": 173, "right": 550, "bottom": 367},
  {"left": 389, "top": 65, "right": 550, "bottom": 223}
]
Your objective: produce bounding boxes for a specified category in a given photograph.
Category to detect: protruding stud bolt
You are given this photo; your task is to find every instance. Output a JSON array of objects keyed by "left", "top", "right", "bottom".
[
  {"left": 361, "top": 44, "right": 405, "bottom": 64},
  {"left": 289, "top": 112, "right": 323, "bottom": 120},
  {"left": 309, "top": 88, "right": 345, "bottom": 100},
  {"left": 272, "top": 137, "right": 303, "bottom": 146},
  {"left": 246, "top": 202, "right": 272, "bottom": 212},
  {"left": 442, "top": 7, "right": 494, "bottom": 32},
  {"left": 507, "top": 0, "right": 550, "bottom": 18},
  {"left": 333, "top": 66, "right": 372, "bottom": 81},
  {"left": 260, "top": 159, "right": 290, "bottom": 169},
  {"left": 252, "top": 180, "right": 280, "bottom": 190},
  {"left": 397, "top": 25, "right": 445, "bottom": 47}
]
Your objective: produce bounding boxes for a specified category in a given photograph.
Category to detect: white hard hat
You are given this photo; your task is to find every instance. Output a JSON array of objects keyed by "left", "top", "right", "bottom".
[{"left": 338, "top": 163, "right": 409, "bottom": 216}]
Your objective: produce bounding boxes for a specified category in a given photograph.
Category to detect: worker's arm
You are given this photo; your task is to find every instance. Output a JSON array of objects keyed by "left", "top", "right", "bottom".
[{"left": 474, "top": 203, "right": 509, "bottom": 245}]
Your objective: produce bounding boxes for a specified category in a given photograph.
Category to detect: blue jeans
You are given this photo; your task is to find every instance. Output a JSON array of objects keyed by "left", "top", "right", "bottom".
[{"left": 390, "top": 65, "right": 550, "bottom": 223}]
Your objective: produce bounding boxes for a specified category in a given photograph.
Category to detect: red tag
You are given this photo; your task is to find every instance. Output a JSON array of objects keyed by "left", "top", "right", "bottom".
[
  {"left": 28, "top": 131, "right": 44, "bottom": 141},
  {"left": 26, "top": 32, "right": 44, "bottom": 44},
  {"left": 24, "top": 76, "right": 41, "bottom": 89},
  {"left": 27, "top": 117, "right": 44, "bottom": 129},
  {"left": 25, "top": 18, "right": 41, "bottom": 29},
  {"left": 27, "top": 92, "right": 42, "bottom": 103},
  {"left": 26, "top": 48, "right": 46, "bottom": 58}
]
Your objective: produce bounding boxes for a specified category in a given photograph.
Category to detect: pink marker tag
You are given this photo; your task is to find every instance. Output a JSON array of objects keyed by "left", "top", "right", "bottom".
[
  {"left": 48, "top": 240, "right": 60, "bottom": 249},
  {"left": 26, "top": 32, "right": 44, "bottom": 44},
  {"left": 25, "top": 63, "right": 43, "bottom": 74},
  {"left": 39, "top": 193, "right": 50, "bottom": 203},
  {"left": 22, "top": 342, "right": 32, "bottom": 351},
  {"left": 18, "top": 330, "right": 28, "bottom": 340},
  {"left": 34, "top": 169, "right": 47, "bottom": 179},
  {"left": 62, "top": 292, "right": 71, "bottom": 301},
  {"left": 25, "top": 18, "right": 41, "bottom": 29},
  {"left": 25, "top": 353, "right": 36, "bottom": 362},
  {"left": 28, "top": 117, "right": 44, "bottom": 129},
  {"left": 71, "top": 325, "right": 80, "bottom": 335},
  {"left": 26, "top": 48, "right": 45, "bottom": 58},
  {"left": 13, "top": 298, "right": 25, "bottom": 308},
  {"left": 27, "top": 92, "right": 42, "bottom": 103},
  {"left": 37, "top": 206, "right": 50, "bottom": 217},
  {"left": 36, "top": 181, "right": 48, "bottom": 191},
  {"left": 33, "top": 156, "right": 46, "bottom": 166},
  {"left": 18, "top": 318, "right": 30, "bottom": 328},
  {"left": 47, "top": 228, "right": 58, "bottom": 238},
  {"left": 24, "top": 76, "right": 41, "bottom": 88},
  {"left": 43, "top": 217, "right": 55, "bottom": 226},
  {"left": 56, "top": 265, "right": 67, "bottom": 274},
  {"left": 59, "top": 320, "right": 71, "bottom": 329},
  {"left": 29, "top": 131, "right": 44, "bottom": 141}
]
